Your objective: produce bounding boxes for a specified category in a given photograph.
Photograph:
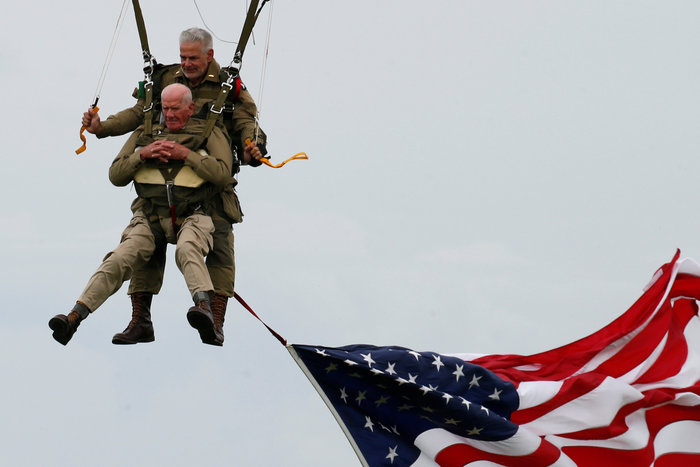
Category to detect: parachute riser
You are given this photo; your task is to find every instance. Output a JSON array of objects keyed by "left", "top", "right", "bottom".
[
  {"left": 142, "top": 49, "right": 157, "bottom": 80},
  {"left": 228, "top": 0, "right": 269, "bottom": 71},
  {"left": 130, "top": 0, "right": 158, "bottom": 135}
]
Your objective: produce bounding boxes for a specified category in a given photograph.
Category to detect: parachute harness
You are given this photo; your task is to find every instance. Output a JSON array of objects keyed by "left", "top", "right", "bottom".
[
  {"left": 76, "top": 0, "right": 307, "bottom": 168},
  {"left": 72, "top": 0, "right": 301, "bottom": 345}
]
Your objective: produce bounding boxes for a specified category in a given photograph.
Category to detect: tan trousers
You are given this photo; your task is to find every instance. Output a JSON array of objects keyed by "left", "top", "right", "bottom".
[
  {"left": 127, "top": 204, "right": 235, "bottom": 297},
  {"left": 78, "top": 211, "right": 214, "bottom": 312}
]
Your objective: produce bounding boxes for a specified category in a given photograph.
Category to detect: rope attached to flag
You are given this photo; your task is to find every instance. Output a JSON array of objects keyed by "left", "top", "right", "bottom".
[{"left": 233, "top": 292, "right": 287, "bottom": 346}]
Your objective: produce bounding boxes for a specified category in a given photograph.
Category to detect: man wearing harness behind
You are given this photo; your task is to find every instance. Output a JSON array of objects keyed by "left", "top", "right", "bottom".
[
  {"left": 50, "top": 84, "right": 238, "bottom": 346},
  {"left": 81, "top": 28, "right": 266, "bottom": 346}
]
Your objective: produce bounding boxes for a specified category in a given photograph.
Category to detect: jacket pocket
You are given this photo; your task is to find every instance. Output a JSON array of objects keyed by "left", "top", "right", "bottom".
[{"left": 221, "top": 186, "right": 243, "bottom": 224}]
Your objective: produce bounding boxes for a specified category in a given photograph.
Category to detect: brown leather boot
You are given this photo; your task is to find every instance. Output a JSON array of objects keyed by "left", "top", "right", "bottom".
[
  {"left": 187, "top": 291, "right": 217, "bottom": 345},
  {"left": 112, "top": 292, "right": 155, "bottom": 345},
  {"left": 49, "top": 302, "right": 90, "bottom": 345},
  {"left": 210, "top": 293, "right": 228, "bottom": 347}
]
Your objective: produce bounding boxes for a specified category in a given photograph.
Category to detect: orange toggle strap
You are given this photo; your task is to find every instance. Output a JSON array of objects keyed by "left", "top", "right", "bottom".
[
  {"left": 246, "top": 138, "right": 308, "bottom": 168},
  {"left": 75, "top": 106, "right": 99, "bottom": 155},
  {"left": 260, "top": 152, "right": 309, "bottom": 168}
]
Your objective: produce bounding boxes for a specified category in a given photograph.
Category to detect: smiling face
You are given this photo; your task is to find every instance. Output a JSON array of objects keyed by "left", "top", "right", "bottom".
[
  {"left": 179, "top": 41, "right": 213, "bottom": 85},
  {"left": 161, "top": 85, "right": 194, "bottom": 131}
]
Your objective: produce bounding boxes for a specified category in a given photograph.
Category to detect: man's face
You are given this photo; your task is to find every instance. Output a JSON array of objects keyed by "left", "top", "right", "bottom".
[
  {"left": 180, "top": 41, "right": 213, "bottom": 84},
  {"left": 161, "top": 93, "right": 194, "bottom": 131}
]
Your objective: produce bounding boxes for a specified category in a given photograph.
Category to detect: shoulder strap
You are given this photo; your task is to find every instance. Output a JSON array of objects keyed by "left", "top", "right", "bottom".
[
  {"left": 131, "top": 0, "right": 151, "bottom": 58},
  {"left": 201, "top": 72, "right": 242, "bottom": 139},
  {"left": 233, "top": 0, "right": 270, "bottom": 66},
  {"left": 131, "top": 0, "right": 160, "bottom": 136}
]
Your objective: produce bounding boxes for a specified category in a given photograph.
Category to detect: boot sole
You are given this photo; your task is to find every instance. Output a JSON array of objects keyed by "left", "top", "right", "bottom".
[
  {"left": 48, "top": 317, "right": 71, "bottom": 346},
  {"left": 112, "top": 335, "right": 155, "bottom": 345},
  {"left": 187, "top": 310, "right": 217, "bottom": 345}
]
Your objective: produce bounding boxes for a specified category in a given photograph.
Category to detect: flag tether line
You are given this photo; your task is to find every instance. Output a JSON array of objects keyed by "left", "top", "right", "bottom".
[{"left": 233, "top": 292, "right": 287, "bottom": 346}]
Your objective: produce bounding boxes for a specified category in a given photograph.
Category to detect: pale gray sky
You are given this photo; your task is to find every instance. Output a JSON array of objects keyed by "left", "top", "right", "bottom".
[{"left": 1, "top": 1, "right": 699, "bottom": 465}]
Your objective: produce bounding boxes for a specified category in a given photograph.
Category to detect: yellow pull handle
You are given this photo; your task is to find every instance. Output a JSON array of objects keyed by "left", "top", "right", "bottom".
[
  {"left": 246, "top": 138, "right": 308, "bottom": 168},
  {"left": 75, "top": 106, "right": 100, "bottom": 155}
]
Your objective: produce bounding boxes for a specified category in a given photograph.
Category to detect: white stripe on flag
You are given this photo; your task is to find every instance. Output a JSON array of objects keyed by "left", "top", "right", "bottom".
[
  {"left": 654, "top": 420, "right": 700, "bottom": 457},
  {"left": 516, "top": 380, "right": 564, "bottom": 410},
  {"left": 522, "top": 376, "right": 644, "bottom": 435},
  {"left": 414, "top": 427, "right": 541, "bottom": 458}
]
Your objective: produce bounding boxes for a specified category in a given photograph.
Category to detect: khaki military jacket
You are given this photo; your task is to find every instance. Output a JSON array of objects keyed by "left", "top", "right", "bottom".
[{"left": 99, "top": 60, "right": 264, "bottom": 153}]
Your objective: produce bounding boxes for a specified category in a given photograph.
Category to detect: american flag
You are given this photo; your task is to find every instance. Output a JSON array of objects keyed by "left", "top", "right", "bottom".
[{"left": 288, "top": 251, "right": 700, "bottom": 466}]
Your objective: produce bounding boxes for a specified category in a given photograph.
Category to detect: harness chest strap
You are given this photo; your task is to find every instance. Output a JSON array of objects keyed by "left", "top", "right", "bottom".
[
  {"left": 134, "top": 149, "right": 205, "bottom": 233},
  {"left": 143, "top": 81, "right": 155, "bottom": 136},
  {"left": 133, "top": 149, "right": 208, "bottom": 188}
]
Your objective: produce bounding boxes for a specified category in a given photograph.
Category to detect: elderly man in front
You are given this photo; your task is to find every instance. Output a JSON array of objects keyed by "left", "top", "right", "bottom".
[{"left": 49, "top": 83, "right": 235, "bottom": 346}]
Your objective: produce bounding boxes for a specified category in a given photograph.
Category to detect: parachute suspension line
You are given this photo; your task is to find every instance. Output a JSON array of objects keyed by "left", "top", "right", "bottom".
[
  {"left": 192, "top": 0, "right": 238, "bottom": 44},
  {"left": 75, "top": 0, "right": 129, "bottom": 155},
  {"left": 254, "top": 0, "right": 274, "bottom": 142},
  {"left": 93, "top": 0, "right": 130, "bottom": 107},
  {"left": 249, "top": 0, "right": 308, "bottom": 168}
]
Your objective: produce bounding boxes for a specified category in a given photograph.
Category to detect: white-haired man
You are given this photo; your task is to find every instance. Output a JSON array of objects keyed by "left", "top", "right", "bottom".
[{"left": 50, "top": 84, "right": 235, "bottom": 346}]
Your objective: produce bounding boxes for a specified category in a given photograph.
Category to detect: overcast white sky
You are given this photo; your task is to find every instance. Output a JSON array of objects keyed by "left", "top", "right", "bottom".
[{"left": 1, "top": 1, "right": 699, "bottom": 465}]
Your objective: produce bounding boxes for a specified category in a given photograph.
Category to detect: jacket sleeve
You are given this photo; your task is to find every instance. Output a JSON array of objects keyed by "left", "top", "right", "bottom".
[
  {"left": 109, "top": 131, "right": 145, "bottom": 186},
  {"left": 184, "top": 127, "right": 234, "bottom": 187},
  {"left": 98, "top": 94, "right": 146, "bottom": 138}
]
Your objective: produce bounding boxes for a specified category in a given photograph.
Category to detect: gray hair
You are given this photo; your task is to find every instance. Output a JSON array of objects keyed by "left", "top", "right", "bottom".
[
  {"left": 179, "top": 27, "right": 213, "bottom": 53},
  {"left": 162, "top": 83, "right": 193, "bottom": 105}
]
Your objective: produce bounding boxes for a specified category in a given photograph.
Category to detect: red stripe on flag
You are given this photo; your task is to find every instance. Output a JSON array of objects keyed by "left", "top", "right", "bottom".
[
  {"left": 561, "top": 444, "right": 654, "bottom": 466},
  {"left": 512, "top": 373, "right": 606, "bottom": 425},
  {"left": 435, "top": 438, "right": 561, "bottom": 467},
  {"left": 655, "top": 453, "right": 700, "bottom": 467},
  {"left": 634, "top": 299, "right": 696, "bottom": 384}
]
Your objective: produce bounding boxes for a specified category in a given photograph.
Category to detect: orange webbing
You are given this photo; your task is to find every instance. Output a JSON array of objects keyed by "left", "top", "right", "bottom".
[
  {"left": 75, "top": 106, "right": 99, "bottom": 155},
  {"left": 246, "top": 138, "right": 308, "bottom": 168},
  {"left": 259, "top": 152, "right": 309, "bottom": 168}
]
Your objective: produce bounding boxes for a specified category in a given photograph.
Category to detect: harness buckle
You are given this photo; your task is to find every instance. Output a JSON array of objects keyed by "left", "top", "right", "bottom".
[
  {"left": 142, "top": 51, "right": 157, "bottom": 77},
  {"left": 165, "top": 180, "right": 175, "bottom": 207},
  {"left": 210, "top": 81, "right": 234, "bottom": 115},
  {"left": 142, "top": 80, "right": 155, "bottom": 112},
  {"left": 165, "top": 180, "right": 178, "bottom": 234}
]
